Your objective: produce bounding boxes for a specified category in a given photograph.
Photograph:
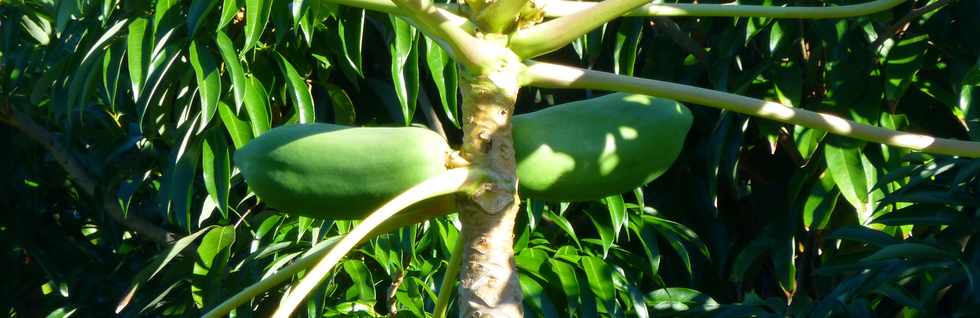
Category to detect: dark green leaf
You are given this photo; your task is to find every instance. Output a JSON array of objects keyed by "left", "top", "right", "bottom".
[
  {"left": 872, "top": 205, "right": 967, "bottom": 226},
  {"left": 202, "top": 130, "right": 231, "bottom": 219},
  {"left": 243, "top": 75, "right": 272, "bottom": 135},
  {"left": 189, "top": 41, "right": 222, "bottom": 128},
  {"left": 192, "top": 225, "right": 236, "bottom": 308},
  {"left": 342, "top": 260, "right": 376, "bottom": 301},
  {"left": 218, "top": 0, "right": 240, "bottom": 30},
  {"left": 217, "top": 101, "right": 254, "bottom": 148},
  {"left": 243, "top": 0, "right": 273, "bottom": 53},
  {"left": 187, "top": 0, "right": 219, "bottom": 36},
  {"left": 215, "top": 31, "right": 247, "bottom": 111},
  {"left": 582, "top": 256, "right": 616, "bottom": 315},
  {"left": 337, "top": 8, "right": 364, "bottom": 76},
  {"left": 862, "top": 243, "right": 952, "bottom": 262},
  {"left": 884, "top": 34, "right": 929, "bottom": 103},
  {"left": 388, "top": 16, "right": 418, "bottom": 125},
  {"left": 127, "top": 17, "right": 151, "bottom": 100},
  {"left": 274, "top": 53, "right": 315, "bottom": 123},
  {"left": 803, "top": 171, "right": 840, "bottom": 230},
  {"left": 424, "top": 36, "right": 459, "bottom": 127},
  {"left": 825, "top": 137, "right": 875, "bottom": 223}
]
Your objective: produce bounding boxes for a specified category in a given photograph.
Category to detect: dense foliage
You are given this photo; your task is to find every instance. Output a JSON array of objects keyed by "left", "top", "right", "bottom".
[{"left": 2, "top": 0, "right": 979, "bottom": 317}]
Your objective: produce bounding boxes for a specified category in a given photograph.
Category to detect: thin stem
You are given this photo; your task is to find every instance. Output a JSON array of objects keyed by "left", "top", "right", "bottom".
[
  {"left": 539, "top": 0, "right": 907, "bottom": 18},
  {"left": 271, "top": 168, "right": 477, "bottom": 318},
  {"left": 869, "top": 0, "right": 954, "bottom": 49},
  {"left": 524, "top": 61, "right": 980, "bottom": 158},
  {"left": 391, "top": 0, "right": 495, "bottom": 70},
  {"left": 476, "top": 0, "right": 531, "bottom": 33},
  {"left": 651, "top": 16, "right": 706, "bottom": 62},
  {"left": 433, "top": 235, "right": 464, "bottom": 318},
  {"left": 509, "top": 0, "right": 650, "bottom": 58}
]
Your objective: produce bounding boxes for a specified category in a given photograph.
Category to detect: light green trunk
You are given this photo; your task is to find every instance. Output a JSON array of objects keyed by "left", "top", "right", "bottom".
[{"left": 455, "top": 45, "right": 525, "bottom": 317}]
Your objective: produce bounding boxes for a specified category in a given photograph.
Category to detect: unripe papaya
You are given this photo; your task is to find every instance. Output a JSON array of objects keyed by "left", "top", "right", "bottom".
[
  {"left": 234, "top": 123, "right": 453, "bottom": 219},
  {"left": 237, "top": 93, "right": 691, "bottom": 219},
  {"left": 512, "top": 93, "right": 693, "bottom": 202}
]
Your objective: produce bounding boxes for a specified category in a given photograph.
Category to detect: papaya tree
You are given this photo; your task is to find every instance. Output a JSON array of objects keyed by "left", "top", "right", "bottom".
[{"left": 2, "top": 0, "right": 979, "bottom": 317}]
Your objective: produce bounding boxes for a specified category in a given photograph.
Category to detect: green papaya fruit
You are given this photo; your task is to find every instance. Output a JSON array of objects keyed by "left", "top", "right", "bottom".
[
  {"left": 512, "top": 93, "right": 693, "bottom": 202},
  {"left": 234, "top": 123, "right": 453, "bottom": 219},
  {"left": 236, "top": 93, "right": 691, "bottom": 219}
]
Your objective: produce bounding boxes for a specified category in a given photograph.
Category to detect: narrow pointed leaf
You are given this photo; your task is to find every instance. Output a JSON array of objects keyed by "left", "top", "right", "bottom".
[
  {"left": 243, "top": 0, "right": 273, "bottom": 53},
  {"left": 582, "top": 256, "right": 616, "bottom": 315},
  {"left": 192, "top": 225, "right": 237, "bottom": 308},
  {"left": 424, "top": 37, "right": 459, "bottom": 127},
  {"left": 337, "top": 8, "right": 364, "bottom": 76},
  {"left": 825, "top": 138, "right": 873, "bottom": 223},
  {"left": 274, "top": 53, "right": 315, "bottom": 123},
  {"left": 202, "top": 131, "right": 231, "bottom": 219},
  {"left": 187, "top": 0, "right": 219, "bottom": 36},
  {"left": 127, "top": 17, "right": 150, "bottom": 100},
  {"left": 189, "top": 41, "right": 222, "bottom": 128},
  {"left": 215, "top": 31, "right": 247, "bottom": 110},
  {"left": 388, "top": 16, "right": 418, "bottom": 125},
  {"left": 217, "top": 101, "right": 254, "bottom": 148},
  {"left": 219, "top": 0, "right": 240, "bottom": 30}
]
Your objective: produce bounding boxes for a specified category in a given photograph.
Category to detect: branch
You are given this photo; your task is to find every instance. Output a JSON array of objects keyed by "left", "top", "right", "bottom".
[
  {"left": 869, "top": 0, "right": 955, "bottom": 49},
  {"left": 539, "top": 0, "right": 907, "bottom": 18},
  {"left": 0, "top": 108, "right": 177, "bottom": 244},
  {"left": 317, "top": 0, "right": 487, "bottom": 70},
  {"left": 524, "top": 61, "right": 980, "bottom": 157},
  {"left": 476, "top": 0, "right": 531, "bottom": 33},
  {"left": 509, "top": 0, "right": 650, "bottom": 58},
  {"left": 270, "top": 168, "right": 477, "bottom": 318},
  {"left": 390, "top": 0, "right": 495, "bottom": 70},
  {"left": 651, "top": 17, "right": 707, "bottom": 63}
]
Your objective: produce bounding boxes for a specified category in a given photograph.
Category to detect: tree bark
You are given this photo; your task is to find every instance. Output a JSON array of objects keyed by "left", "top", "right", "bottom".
[{"left": 455, "top": 48, "right": 525, "bottom": 317}]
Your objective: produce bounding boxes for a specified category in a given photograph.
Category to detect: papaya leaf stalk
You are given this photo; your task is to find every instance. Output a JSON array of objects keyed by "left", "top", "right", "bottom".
[
  {"left": 390, "top": 0, "right": 495, "bottom": 70},
  {"left": 271, "top": 168, "right": 478, "bottom": 318},
  {"left": 510, "top": 0, "right": 908, "bottom": 58},
  {"left": 524, "top": 61, "right": 980, "bottom": 157},
  {"left": 509, "top": 0, "right": 652, "bottom": 58},
  {"left": 539, "top": 0, "right": 907, "bottom": 18},
  {"left": 318, "top": 0, "right": 907, "bottom": 19},
  {"left": 474, "top": 0, "right": 532, "bottom": 33}
]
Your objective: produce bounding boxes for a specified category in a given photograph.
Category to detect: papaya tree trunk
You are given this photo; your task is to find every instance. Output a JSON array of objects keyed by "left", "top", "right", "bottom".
[{"left": 455, "top": 45, "right": 525, "bottom": 317}]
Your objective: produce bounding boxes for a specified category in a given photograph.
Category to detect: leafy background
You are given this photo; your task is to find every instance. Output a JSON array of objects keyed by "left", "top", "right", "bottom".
[{"left": 1, "top": 0, "right": 979, "bottom": 317}]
